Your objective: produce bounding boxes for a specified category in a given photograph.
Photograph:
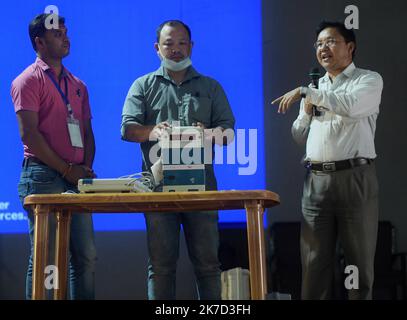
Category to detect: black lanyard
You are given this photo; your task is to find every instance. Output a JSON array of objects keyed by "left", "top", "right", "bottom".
[{"left": 45, "top": 70, "right": 73, "bottom": 118}]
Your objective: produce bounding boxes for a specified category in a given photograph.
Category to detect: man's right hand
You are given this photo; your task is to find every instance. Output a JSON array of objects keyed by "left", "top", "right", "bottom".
[
  {"left": 304, "top": 101, "right": 313, "bottom": 115},
  {"left": 149, "top": 122, "right": 170, "bottom": 141},
  {"left": 123, "top": 122, "right": 171, "bottom": 143}
]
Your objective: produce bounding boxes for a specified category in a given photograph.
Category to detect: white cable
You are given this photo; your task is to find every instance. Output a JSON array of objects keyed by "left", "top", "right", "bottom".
[{"left": 118, "top": 171, "right": 155, "bottom": 192}]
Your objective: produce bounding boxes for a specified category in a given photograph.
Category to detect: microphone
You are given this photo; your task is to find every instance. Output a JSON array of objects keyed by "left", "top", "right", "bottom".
[{"left": 308, "top": 67, "right": 321, "bottom": 116}]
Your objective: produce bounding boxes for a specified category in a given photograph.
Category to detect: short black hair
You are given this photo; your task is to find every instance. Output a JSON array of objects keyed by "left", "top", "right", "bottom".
[
  {"left": 316, "top": 21, "right": 356, "bottom": 58},
  {"left": 156, "top": 20, "right": 191, "bottom": 42},
  {"left": 29, "top": 13, "right": 65, "bottom": 51}
]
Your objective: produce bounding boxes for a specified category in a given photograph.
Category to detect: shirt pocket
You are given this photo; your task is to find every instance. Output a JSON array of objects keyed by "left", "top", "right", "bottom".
[
  {"left": 187, "top": 97, "right": 212, "bottom": 127},
  {"left": 147, "top": 103, "right": 167, "bottom": 125}
]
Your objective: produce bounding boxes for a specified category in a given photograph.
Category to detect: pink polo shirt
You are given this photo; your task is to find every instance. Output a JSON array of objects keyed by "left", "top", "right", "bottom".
[{"left": 11, "top": 58, "right": 92, "bottom": 164}]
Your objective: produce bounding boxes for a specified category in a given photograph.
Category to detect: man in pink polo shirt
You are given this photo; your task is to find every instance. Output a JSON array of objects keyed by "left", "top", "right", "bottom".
[{"left": 11, "top": 13, "right": 97, "bottom": 299}]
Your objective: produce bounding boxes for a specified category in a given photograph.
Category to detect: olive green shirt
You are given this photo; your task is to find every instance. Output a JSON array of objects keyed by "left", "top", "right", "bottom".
[{"left": 121, "top": 65, "right": 235, "bottom": 190}]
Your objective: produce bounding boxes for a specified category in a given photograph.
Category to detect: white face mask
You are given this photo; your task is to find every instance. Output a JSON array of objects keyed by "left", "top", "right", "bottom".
[
  {"left": 157, "top": 48, "right": 192, "bottom": 71},
  {"left": 161, "top": 56, "right": 192, "bottom": 72}
]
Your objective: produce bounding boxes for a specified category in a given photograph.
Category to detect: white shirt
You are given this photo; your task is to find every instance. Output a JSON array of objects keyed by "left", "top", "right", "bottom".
[{"left": 292, "top": 62, "right": 383, "bottom": 162}]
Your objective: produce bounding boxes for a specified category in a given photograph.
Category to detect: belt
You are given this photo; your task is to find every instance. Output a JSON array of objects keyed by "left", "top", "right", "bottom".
[
  {"left": 22, "top": 157, "right": 46, "bottom": 167},
  {"left": 305, "top": 158, "right": 373, "bottom": 172}
]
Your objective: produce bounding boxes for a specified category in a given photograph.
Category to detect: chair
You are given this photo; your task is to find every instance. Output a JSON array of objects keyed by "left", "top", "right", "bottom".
[
  {"left": 373, "top": 221, "right": 407, "bottom": 300},
  {"left": 268, "top": 222, "right": 302, "bottom": 299}
]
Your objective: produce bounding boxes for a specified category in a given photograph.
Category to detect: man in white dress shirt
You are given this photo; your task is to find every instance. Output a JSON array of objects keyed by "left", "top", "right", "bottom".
[{"left": 272, "top": 21, "right": 383, "bottom": 299}]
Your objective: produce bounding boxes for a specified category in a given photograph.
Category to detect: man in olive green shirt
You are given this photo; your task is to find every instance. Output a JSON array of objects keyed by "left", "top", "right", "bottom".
[{"left": 121, "top": 20, "right": 235, "bottom": 300}]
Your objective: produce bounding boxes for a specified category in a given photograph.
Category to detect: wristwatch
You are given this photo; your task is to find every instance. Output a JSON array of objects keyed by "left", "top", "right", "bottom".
[{"left": 300, "top": 86, "right": 308, "bottom": 98}]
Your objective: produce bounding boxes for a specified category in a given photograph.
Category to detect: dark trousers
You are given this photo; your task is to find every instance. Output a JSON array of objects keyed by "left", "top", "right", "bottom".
[
  {"left": 300, "top": 163, "right": 379, "bottom": 300},
  {"left": 144, "top": 211, "right": 221, "bottom": 300}
]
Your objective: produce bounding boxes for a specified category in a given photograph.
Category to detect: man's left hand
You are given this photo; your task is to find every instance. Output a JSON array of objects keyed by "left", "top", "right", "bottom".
[
  {"left": 272, "top": 87, "right": 302, "bottom": 114},
  {"left": 193, "top": 122, "right": 212, "bottom": 142},
  {"left": 192, "top": 122, "right": 205, "bottom": 130}
]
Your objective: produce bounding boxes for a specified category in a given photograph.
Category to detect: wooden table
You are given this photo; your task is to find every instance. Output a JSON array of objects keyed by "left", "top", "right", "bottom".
[{"left": 24, "top": 190, "right": 280, "bottom": 300}]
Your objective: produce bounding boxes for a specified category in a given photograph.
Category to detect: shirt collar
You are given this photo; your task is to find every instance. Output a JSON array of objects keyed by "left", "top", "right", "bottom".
[
  {"left": 320, "top": 62, "right": 356, "bottom": 83},
  {"left": 35, "top": 57, "right": 69, "bottom": 79},
  {"left": 342, "top": 62, "right": 356, "bottom": 78},
  {"left": 154, "top": 65, "right": 201, "bottom": 83}
]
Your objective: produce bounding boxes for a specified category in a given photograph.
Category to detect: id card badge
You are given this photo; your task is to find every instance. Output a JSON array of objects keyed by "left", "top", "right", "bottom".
[{"left": 67, "top": 117, "right": 84, "bottom": 148}]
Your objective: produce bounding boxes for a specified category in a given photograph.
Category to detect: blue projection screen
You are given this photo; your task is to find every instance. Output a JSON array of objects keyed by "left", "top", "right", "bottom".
[{"left": 0, "top": 0, "right": 263, "bottom": 233}]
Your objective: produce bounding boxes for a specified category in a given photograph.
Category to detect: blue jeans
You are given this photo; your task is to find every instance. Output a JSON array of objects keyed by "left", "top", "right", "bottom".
[
  {"left": 144, "top": 211, "right": 221, "bottom": 300},
  {"left": 18, "top": 161, "right": 97, "bottom": 300}
]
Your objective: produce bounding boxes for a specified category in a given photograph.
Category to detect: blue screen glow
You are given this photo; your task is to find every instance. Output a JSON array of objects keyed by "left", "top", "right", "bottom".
[{"left": 0, "top": 0, "right": 263, "bottom": 233}]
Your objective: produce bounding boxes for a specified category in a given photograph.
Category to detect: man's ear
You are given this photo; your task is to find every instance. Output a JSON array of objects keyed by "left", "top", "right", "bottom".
[
  {"left": 188, "top": 41, "right": 194, "bottom": 56},
  {"left": 35, "top": 36, "right": 45, "bottom": 52},
  {"left": 154, "top": 43, "right": 163, "bottom": 59},
  {"left": 348, "top": 42, "right": 355, "bottom": 57}
]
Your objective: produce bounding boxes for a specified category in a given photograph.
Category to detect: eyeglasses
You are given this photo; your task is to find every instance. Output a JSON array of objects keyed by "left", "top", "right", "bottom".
[{"left": 313, "top": 38, "right": 345, "bottom": 50}]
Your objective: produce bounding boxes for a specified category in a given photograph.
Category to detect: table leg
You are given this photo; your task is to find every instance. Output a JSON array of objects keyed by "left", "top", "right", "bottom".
[
  {"left": 54, "top": 210, "right": 72, "bottom": 300},
  {"left": 32, "top": 205, "right": 49, "bottom": 300},
  {"left": 245, "top": 200, "right": 267, "bottom": 300}
]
